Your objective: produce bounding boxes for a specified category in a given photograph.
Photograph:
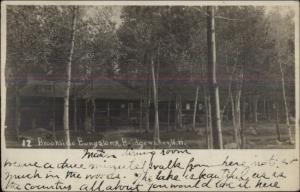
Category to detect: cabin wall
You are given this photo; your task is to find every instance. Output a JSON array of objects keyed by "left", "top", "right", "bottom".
[{"left": 7, "top": 96, "right": 205, "bottom": 134}]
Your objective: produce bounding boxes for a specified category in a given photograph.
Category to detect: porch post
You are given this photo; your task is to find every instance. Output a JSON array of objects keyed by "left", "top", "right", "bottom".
[
  {"left": 167, "top": 101, "right": 170, "bottom": 131},
  {"left": 139, "top": 98, "right": 143, "bottom": 131},
  {"left": 107, "top": 102, "right": 110, "bottom": 128}
]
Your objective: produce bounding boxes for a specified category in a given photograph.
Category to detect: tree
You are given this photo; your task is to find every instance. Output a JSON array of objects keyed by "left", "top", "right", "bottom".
[
  {"left": 267, "top": 8, "right": 295, "bottom": 143},
  {"left": 6, "top": 6, "right": 55, "bottom": 139},
  {"left": 207, "top": 6, "right": 223, "bottom": 149},
  {"left": 118, "top": 7, "right": 156, "bottom": 133},
  {"left": 192, "top": 86, "right": 199, "bottom": 132},
  {"left": 64, "top": 6, "right": 78, "bottom": 149},
  {"left": 151, "top": 56, "right": 160, "bottom": 143},
  {"left": 216, "top": 6, "right": 277, "bottom": 148}
]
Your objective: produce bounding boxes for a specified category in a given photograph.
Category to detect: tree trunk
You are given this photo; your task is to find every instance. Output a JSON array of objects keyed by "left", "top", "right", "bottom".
[
  {"left": 91, "top": 80, "right": 96, "bottom": 132},
  {"left": 85, "top": 99, "right": 88, "bottom": 131},
  {"left": 231, "top": 71, "right": 243, "bottom": 149},
  {"left": 63, "top": 6, "right": 77, "bottom": 149},
  {"left": 275, "top": 104, "right": 281, "bottom": 141},
  {"left": 266, "top": 100, "right": 270, "bottom": 121},
  {"left": 253, "top": 95, "right": 259, "bottom": 124},
  {"left": 127, "top": 102, "right": 130, "bottom": 126},
  {"left": 230, "top": 93, "right": 240, "bottom": 147},
  {"left": 241, "top": 97, "right": 246, "bottom": 148},
  {"left": 167, "top": 101, "right": 170, "bottom": 132},
  {"left": 52, "top": 82, "right": 56, "bottom": 138},
  {"left": 174, "top": 96, "right": 178, "bottom": 130},
  {"left": 15, "top": 86, "right": 20, "bottom": 139},
  {"left": 263, "top": 97, "right": 267, "bottom": 120},
  {"left": 237, "top": 87, "right": 242, "bottom": 147},
  {"left": 207, "top": 6, "right": 223, "bottom": 149},
  {"left": 231, "top": 95, "right": 242, "bottom": 149},
  {"left": 202, "top": 60, "right": 212, "bottom": 148},
  {"left": 156, "top": 41, "right": 160, "bottom": 111},
  {"left": 107, "top": 102, "right": 111, "bottom": 128},
  {"left": 73, "top": 87, "right": 78, "bottom": 132},
  {"left": 139, "top": 97, "right": 143, "bottom": 131},
  {"left": 192, "top": 87, "right": 199, "bottom": 132},
  {"left": 221, "top": 53, "right": 236, "bottom": 121},
  {"left": 151, "top": 57, "right": 160, "bottom": 143},
  {"left": 237, "top": 89, "right": 242, "bottom": 147},
  {"left": 205, "top": 93, "right": 212, "bottom": 149},
  {"left": 145, "top": 66, "right": 151, "bottom": 133},
  {"left": 179, "top": 95, "right": 183, "bottom": 129},
  {"left": 279, "top": 62, "right": 293, "bottom": 143},
  {"left": 145, "top": 97, "right": 150, "bottom": 133},
  {"left": 225, "top": 107, "right": 230, "bottom": 121},
  {"left": 85, "top": 99, "right": 88, "bottom": 128}
]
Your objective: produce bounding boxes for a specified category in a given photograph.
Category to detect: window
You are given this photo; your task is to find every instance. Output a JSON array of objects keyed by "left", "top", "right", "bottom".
[
  {"left": 199, "top": 103, "right": 203, "bottom": 110},
  {"left": 129, "top": 103, "right": 133, "bottom": 110},
  {"left": 186, "top": 103, "right": 190, "bottom": 110}
]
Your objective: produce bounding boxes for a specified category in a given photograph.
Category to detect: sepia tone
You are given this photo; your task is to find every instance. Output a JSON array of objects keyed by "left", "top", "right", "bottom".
[{"left": 4, "top": 5, "right": 296, "bottom": 149}]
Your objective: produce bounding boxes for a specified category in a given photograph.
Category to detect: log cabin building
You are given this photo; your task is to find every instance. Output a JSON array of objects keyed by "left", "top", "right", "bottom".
[{"left": 5, "top": 77, "right": 205, "bottom": 138}]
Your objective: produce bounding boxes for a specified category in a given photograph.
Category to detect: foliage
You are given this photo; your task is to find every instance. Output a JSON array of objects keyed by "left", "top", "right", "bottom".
[{"left": 6, "top": 5, "right": 295, "bottom": 114}]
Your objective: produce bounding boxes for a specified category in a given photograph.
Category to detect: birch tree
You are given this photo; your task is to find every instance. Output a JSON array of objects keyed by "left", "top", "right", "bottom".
[
  {"left": 207, "top": 6, "right": 223, "bottom": 149},
  {"left": 267, "top": 8, "right": 295, "bottom": 144},
  {"left": 64, "top": 6, "right": 78, "bottom": 148}
]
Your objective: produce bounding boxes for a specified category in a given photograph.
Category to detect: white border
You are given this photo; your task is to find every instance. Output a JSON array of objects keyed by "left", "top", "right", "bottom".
[
  {"left": 1, "top": 0, "right": 300, "bottom": 6},
  {"left": 1, "top": 1, "right": 299, "bottom": 191},
  {"left": 1, "top": 1, "right": 299, "bottom": 147},
  {"left": 1, "top": 0, "right": 298, "bottom": 150}
]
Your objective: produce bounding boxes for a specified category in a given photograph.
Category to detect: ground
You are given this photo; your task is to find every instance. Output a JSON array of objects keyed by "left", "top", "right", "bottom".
[{"left": 5, "top": 121, "right": 295, "bottom": 149}]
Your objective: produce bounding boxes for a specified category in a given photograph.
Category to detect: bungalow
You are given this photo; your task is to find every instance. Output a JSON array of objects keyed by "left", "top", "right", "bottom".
[{"left": 5, "top": 77, "right": 205, "bottom": 137}]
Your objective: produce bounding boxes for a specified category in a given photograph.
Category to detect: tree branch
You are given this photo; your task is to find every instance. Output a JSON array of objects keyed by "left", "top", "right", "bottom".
[
  {"left": 215, "top": 15, "right": 244, "bottom": 22},
  {"left": 190, "top": 7, "right": 245, "bottom": 22}
]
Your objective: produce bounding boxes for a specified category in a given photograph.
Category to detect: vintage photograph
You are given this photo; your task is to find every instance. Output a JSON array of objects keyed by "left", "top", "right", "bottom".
[{"left": 3, "top": 4, "right": 296, "bottom": 149}]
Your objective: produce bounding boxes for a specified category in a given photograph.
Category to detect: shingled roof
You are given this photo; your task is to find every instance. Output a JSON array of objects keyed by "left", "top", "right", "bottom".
[
  {"left": 79, "top": 79, "right": 140, "bottom": 100},
  {"left": 18, "top": 79, "right": 140, "bottom": 100},
  {"left": 19, "top": 80, "right": 68, "bottom": 97},
  {"left": 16, "top": 78, "right": 202, "bottom": 101}
]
